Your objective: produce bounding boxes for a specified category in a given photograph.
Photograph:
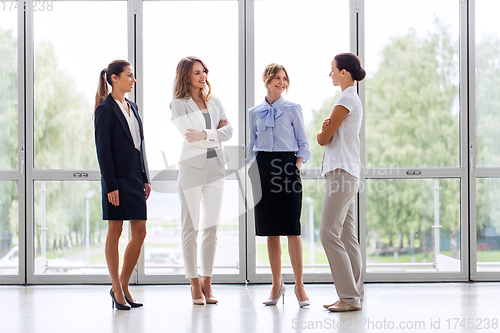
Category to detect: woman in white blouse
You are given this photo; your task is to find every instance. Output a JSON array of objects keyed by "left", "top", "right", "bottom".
[
  {"left": 317, "top": 53, "right": 366, "bottom": 312},
  {"left": 170, "top": 56, "right": 232, "bottom": 305}
]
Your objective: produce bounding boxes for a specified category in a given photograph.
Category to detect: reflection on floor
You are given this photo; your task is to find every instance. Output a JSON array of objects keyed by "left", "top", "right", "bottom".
[{"left": 1, "top": 282, "right": 499, "bottom": 333}]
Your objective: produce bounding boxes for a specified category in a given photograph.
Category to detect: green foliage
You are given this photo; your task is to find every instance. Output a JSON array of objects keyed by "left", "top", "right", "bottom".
[
  {"left": 475, "top": 36, "right": 500, "bottom": 236},
  {"left": 0, "top": 29, "right": 103, "bottom": 257},
  {"left": 32, "top": 41, "right": 102, "bottom": 254},
  {"left": 0, "top": 29, "right": 18, "bottom": 256},
  {"left": 476, "top": 179, "right": 500, "bottom": 235},
  {"left": 34, "top": 41, "right": 97, "bottom": 170},
  {"left": 365, "top": 22, "right": 462, "bottom": 258},
  {"left": 0, "top": 29, "right": 17, "bottom": 170},
  {"left": 366, "top": 22, "right": 459, "bottom": 168},
  {"left": 306, "top": 20, "right": 465, "bottom": 259},
  {"left": 476, "top": 36, "right": 500, "bottom": 166},
  {"left": 364, "top": 21, "right": 462, "bottom": 258}
]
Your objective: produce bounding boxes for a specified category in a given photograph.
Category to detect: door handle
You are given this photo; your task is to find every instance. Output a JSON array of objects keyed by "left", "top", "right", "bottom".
[{"left": 20, "top": 145, "right": 25, "bottom": 174}]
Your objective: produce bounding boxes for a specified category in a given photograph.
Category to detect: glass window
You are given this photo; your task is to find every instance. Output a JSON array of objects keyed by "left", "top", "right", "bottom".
[
  {"left": 0, "top": 8, "right": 18, "bottom": 170},
  {"left": 475, "top": 0, "right": 500, "bottom": 166},
  {"left": 254, "top": 0, "right": 349, "bottom": 169},
  {"left": 365, "top": 0, "right": 460, "bottom": 168},
  {"left": 252, "top": 0, "right": 350, "bottom": 276},
  {"left": 0, "top": 181, "right": 19, "bottom": 275},
  {"left": 33, "top": 2, "right": 127, "bottom": 170},
  {"left": 144, "top": 179, "right": 240, "bottom": 276},
  {"left": 33, "top": 181, "right": 128, "bottom": 275},
  {"left": 143, "top": 1, "right": 239, "bottom": 171},
  {"left": 366, "top": 178, "right": 461, "bottom": 273},
  {"left": 476, "top": 178, "right": 500, "bottom": 272}
]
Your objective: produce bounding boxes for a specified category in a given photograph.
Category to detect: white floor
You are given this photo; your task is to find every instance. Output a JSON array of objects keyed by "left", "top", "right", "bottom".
[{"left": 1, "top": 283, "right": 499, "bottom": 333}]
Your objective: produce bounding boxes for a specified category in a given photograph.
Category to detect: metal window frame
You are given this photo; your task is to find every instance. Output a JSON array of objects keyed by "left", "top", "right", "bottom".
[
  {"left": 469, "top": 0, "right": 500, "bottom": 281},
  {"left": 25, "top": 0, "right": 128, "bottom": 284},
  {"left": 0, "top": 0, "right": 26, "bottom": 284},
  {"left": 358, "top": 0, "right": 470, "bottom": 282},
  {"left": 135, "top": 0, "right": 248, "bottom": 285},
  {"left": 245, "top": 0, "right": 358, "bottom": 284},
  {"left": 6, "top": 0, "right": 500, "bottom": 285}
]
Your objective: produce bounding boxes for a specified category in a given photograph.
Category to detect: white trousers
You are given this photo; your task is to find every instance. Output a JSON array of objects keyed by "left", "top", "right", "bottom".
[
  {"left": 320, "top": 168, "right": 364, "bottom": 308},
  {"left": 178, "top": 158, "right": 225, "bottom": 279}
]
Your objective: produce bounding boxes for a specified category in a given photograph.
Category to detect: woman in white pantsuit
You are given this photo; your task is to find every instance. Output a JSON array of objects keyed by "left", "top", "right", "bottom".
[
  {"left": 171, "top": 56, "right": 232, "bottom": 305},
  {"left": 317, "top": 53, "right": 366, "bottom": 312}
]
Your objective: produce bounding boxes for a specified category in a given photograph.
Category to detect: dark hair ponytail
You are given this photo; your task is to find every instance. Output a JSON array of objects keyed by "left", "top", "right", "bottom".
[
  {"left": 95, "top": 69, "right": 108, "bottom": 111},
  {"left": 93, "top": 60, "right": 131, "bottom": 114},
  {"left": 334, "top": 53, "right": 366, "bottom": 82}
]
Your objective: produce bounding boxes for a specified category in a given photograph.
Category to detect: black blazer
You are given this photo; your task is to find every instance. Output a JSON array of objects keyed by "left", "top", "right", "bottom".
[{"left": 94, "top": 94, "right": 150, "bottom": 194}]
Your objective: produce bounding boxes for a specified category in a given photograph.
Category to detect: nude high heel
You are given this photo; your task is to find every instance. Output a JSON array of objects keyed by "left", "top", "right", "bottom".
[
  {"left": 191, "top": 285, "right": 206, "bottom": 305},
  {"left": 201, "top": 286, "right": 218, "bottom": 304},
  {"left": 294, "top": 285, "right": 310, "bottom": 307},
  {"left": 263, "top": 280, "right": 286, "bottom": 306}
]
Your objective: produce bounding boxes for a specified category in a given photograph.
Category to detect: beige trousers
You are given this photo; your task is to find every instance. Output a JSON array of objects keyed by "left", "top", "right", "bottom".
[
  {"left": 320, "top": 168, "right": 364, "bottom": 308},
  {"left": 178, "top": 158, "right": 225, "bottom": 279}
]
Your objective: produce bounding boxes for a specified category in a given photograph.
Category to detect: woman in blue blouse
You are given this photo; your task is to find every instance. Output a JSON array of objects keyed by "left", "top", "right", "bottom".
[{"left": 247, "top": 63, "right": 311, "bottom": 307}]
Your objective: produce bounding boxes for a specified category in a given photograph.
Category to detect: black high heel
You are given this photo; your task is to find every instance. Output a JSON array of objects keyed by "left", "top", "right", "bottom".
[
  {"left": 110, "top": 288, "right": 131, "bottom": 310},
  {"left": 124, "top": 295, "right": 143, "bottom": 308}
]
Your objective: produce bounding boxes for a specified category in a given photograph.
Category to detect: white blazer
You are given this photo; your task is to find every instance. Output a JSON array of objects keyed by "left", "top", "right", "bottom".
[{"left": 171, "top": 96, "right": 233, "bottom": 169}]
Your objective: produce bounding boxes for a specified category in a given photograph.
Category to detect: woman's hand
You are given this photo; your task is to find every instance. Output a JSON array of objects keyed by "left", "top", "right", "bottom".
[
  {"left": 317, "top": 106, "right": 349, "bottom": 146},
  {"left": 295, "top": 157, "right": 304, "bottom": 171},
  {"left": 107, "top": 190, "right": 119, "bottom": 206},
  {"left": 144, "top": 183, "right": 151, "bottom": 200},
  {"left": 185, "top": 128, "right": 207, "bottom": 142},
  {"left": 217, "top": 119, "right": 228, "bottom": 129},
  {"left": 322, "top": 119, "right": 331, "bottom": 131}
]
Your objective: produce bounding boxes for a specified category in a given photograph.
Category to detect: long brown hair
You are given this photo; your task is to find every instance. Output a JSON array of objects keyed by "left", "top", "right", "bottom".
[
  {"left": 94, "top": 60, "right": 131, "bottom": 113},
  {"left": 172, "top": 56, "right": 212, "bottom": 104}
]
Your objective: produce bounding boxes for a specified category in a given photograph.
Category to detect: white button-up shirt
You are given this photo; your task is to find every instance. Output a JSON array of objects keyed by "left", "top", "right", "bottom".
[
  {"left": 115, "top": 99, "right": 141, "bottom": 151},
  {"left": 321, "top": 86, "right": 363, "bottom": 178}
]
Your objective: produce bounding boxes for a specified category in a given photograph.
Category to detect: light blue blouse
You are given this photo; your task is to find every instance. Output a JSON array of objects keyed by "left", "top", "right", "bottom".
[{"left": 246, "top": 96, "right": 311, "bottom": 164}]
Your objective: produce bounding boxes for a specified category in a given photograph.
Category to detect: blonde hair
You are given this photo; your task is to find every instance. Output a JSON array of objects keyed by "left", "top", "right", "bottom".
[
  {"left": 172, "top": 56, "right": 212, "bottom": 103},
  {"left": 263, "top": 63, "right": 290, "bottom": 92}
]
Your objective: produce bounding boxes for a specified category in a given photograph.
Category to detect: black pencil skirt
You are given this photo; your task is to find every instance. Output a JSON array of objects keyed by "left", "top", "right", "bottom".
[
  {"left": 249, "top": 151, "right": 302, "bottom": 236},
  {"left": 102, "top": 149, "right": 147, "bottom": 221}
]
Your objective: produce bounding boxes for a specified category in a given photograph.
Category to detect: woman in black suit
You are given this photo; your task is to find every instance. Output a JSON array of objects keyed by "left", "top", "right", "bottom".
[{"left": 94, "top": 60, "right": 151, "bottom": 310}]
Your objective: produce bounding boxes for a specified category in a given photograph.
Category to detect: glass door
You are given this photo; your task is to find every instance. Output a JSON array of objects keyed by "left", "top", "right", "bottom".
[
  {"left": 7, "top": 0, "right": 498, "bottom": 285},
  {"left": 247, "top": 0, "right": 352, "bottom": 283},
  {"left": 360, "top": 0, "right": 469, "bottom": 281},
  {"left": 137, "top": 0, "right": 246, "bottom": 284},
  {"left": 470, "top": 0, "right": 500, "bottom": 280},
  {"left": 26, "top": 0, "right": 129, "bottom": 283},
  {"left": 0, "top": 1, "right": 24, "bottom": 284}
]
